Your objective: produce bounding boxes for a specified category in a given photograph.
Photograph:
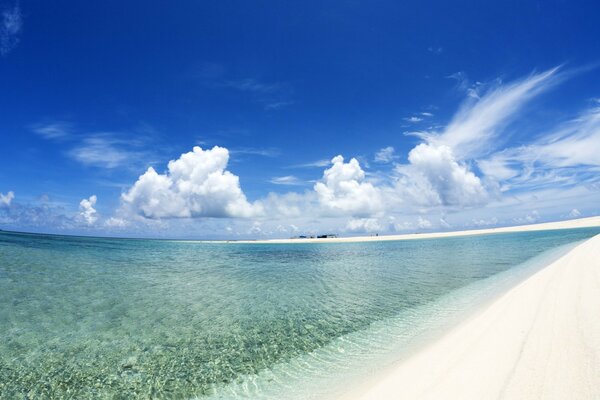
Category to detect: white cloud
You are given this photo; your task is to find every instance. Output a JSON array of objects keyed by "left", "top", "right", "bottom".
[
  {"left": 404, "top": 116, "right": 423, "bottom": 123},
  {"left": 439, "top": 217, "right": 451, "bottom": 228},
  {"left": 525, "top": 105, "right": 600, "bottom": 168},
  {"left": 314, "top": 155, "right": 383, "bottom": 217},
  {"left": 513, "top": 210, "right": 540, "bottom": 225},
  {"left": 33, "top": 123, "right": 153, "bottom": 169},
  {"left": 230, "top": 147, "right": 280, "bottom": 157},
  {"left": 417, "top": 216, "right": 432, "bottom": 229},
  {"left": 270, "top": 175, "right": 303, "bottom": 185},
  {"left": 374, "top": 146, "right": 396, "bottom": 163},
  {"left": 1, "top": 3, "right": 22, "bottom": 56},
  {"left": 0, "top": 191, "right": 14, "bottom": 206},
  {"left": 390, "top": 66, "right": 564, "bottom": 213},
  {"left": 345, "top": 218, "right": 383, "bottom": 233},
  {"left": 78, "top": 195, "right": 98, "bottom": 225},
  {"left": 569, "top": 208, "right": 581, "bottom": 218},
  {"left": 121, "top": 146, "right": 262, "bottom": 219},
  {"left": 255, "top": 191, "right": 309, "bottom": 218},
  {"left": 477, "top": 157, "right": 519, "bottom": 182},
  {"left": 248, "top": 221, "right": 262, "bottom": 235},
  {"left": 471, "top": 217, "right": 498, "bottom": 227},
  {"left": 421, "top": 112, "right": 434, "bottom": 117},
  {"left": 15, "top": 67, "right": 600, "bottom": 239},
  {"left": 447, "top": 71, "right": 470, "bottom": 92},
  {"left": 69, "top": 136, "right": 142, "bottom": 168},
  {"left": 105, "top": 217, "right": 127, "bottom": 228},
  {"left": 290, "top": 159, "right": 332, "bottom": 168},
  {"left": 32, "top": 122, "right": 72, "bottom": 140},
  {"left": 395, "top": 143, "right": 487, "bottom": 207},
  {"left": 436, "top": 67, "right": 560, "bottom": 159},
  {"left": 224, "top": 78, "right": 283, "bottom": 94},
  {"left": 477, "top": 103, "right": 600, "bottom": 192}
]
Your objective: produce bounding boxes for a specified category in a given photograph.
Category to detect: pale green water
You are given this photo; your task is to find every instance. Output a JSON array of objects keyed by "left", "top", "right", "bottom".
[{"left": 0, "top": 228, "right": 599, "bottom": 399}]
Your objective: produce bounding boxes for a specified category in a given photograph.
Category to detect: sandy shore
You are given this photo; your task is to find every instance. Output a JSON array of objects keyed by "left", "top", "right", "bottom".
[
  {"left": 225, "top": 216, "right": 600, "bottom": 244},
  {"left": 343, "top": 233, "right": 600, "bottom": 400}
]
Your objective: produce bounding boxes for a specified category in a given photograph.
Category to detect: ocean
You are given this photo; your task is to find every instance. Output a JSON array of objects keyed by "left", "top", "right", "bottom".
[{"left": 1, "top": 227, "right": 599, "bottom": 399}]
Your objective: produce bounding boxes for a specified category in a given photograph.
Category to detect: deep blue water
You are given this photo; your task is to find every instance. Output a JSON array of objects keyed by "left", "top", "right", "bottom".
[{"left": 1, "top": 227, "right": 599, "bottom": 399}]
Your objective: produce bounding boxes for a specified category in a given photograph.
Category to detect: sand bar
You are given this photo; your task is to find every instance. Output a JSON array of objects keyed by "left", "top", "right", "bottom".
[
  {"left": 343, "top": 233, "right": 600, "bottom": 400},
  {"left": 217, "top": 216, "right": 600, "bottom": 244}
]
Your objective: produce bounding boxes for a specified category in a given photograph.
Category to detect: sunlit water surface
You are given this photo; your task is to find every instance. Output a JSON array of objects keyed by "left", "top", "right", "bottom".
[{"left": 1, "top": 228, "right": 599, "bottom": 399}]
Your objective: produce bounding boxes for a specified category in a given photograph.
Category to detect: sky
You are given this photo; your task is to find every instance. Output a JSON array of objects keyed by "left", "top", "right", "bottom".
[{"left": 1, "top": 0, "right": 600, "bottom": 239}]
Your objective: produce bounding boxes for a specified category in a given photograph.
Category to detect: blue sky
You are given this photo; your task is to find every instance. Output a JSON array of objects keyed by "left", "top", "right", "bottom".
[{"left": 1, "top": 0, "right": 600, "bottom": 238}]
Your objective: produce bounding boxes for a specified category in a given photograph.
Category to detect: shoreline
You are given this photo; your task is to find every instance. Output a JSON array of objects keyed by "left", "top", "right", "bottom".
[
  {"left": 342, "top": 233, "right": 600, "bottom": 400},
  {"left": 212, "top": 216, "right": 600, "bottom": 244}
]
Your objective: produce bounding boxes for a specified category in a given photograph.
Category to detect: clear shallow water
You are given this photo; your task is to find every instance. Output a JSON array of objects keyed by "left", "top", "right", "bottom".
[{"left": 1, "top": 228, "right": 599, "bottom": 399}]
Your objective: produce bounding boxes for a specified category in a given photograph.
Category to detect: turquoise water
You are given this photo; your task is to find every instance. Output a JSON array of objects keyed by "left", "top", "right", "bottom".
[{"left": 1, "top": 228, "right": 599, "bottom": 399}]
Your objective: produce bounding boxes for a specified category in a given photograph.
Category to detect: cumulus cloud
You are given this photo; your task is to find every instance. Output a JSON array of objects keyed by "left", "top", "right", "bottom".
[
  {"left": 391, "top": 66, "right": 564, "bottom": 213},
  {"left": 314, "top": 155, "right": 383, "bottom": 217},
  {"left": 78, "top": 195, "right": 98, "bottom": 225},
  {"left": 16, "top": 66, "right": 600, "bottom": 238},
  {"left": 0, "top": 191, "right": 14, "bottom": 206},
  {"left": 1, "top": 3, "right": 22, "bottom": 56},
  {"left": 395, "top": 143, "right": 487, "bottom": 207},
  {"left": 121, "top": 146, "right": 262, "bottom": 219},
  {"left": 374, "top": 146, "right": 396, "bottom": 163}
]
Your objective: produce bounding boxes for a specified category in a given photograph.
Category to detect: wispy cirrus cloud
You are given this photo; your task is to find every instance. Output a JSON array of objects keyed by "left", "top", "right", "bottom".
[
  {"left": 223, "top": 78, "right": 294, "bottom": 110},
  {"left": 26, "top": 65, "right": 600, "bottom": 238},
  {"left": 478, "top": 100, "right": 600, "bottom": 192},
  {"left": 1, "top": 2, "right": 22, "bottom": 56},
  {"left": 32, "top": 122, "right": 72, "bottom": 140},
  {"left": 229, "top": 147, "right": 280, "bottom": 158},
  {"left": 289, "top": 159, "right": 333, "bottom": 168},
  {"left": 68, "top": 135, "right": 148, "bottom": 169},
  {"left": 393, "top": 67, "right": 563, "bottom": 211},
  {"left": 33, "top": 123, "right": 157, "bottom": 169},
  {"left": 430, "top": 67, "right": 561, "bottom": 159},
  {"left": 222, "top": 78, "right": 284, "bottom": 94},
  {"left": 194, "top": 63, "right": 294, "bottom": 111},
  {"left": 270, "top": 175, "right": 304, "bottom": 185}
]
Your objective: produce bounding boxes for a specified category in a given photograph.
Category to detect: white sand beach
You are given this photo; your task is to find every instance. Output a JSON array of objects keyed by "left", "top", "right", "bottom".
[
  {"left": 343, "top": 233, "right": 600, "bottom": 400},
  {"left": 230, "top": 215, "right": 600, "bottom": 244}
]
